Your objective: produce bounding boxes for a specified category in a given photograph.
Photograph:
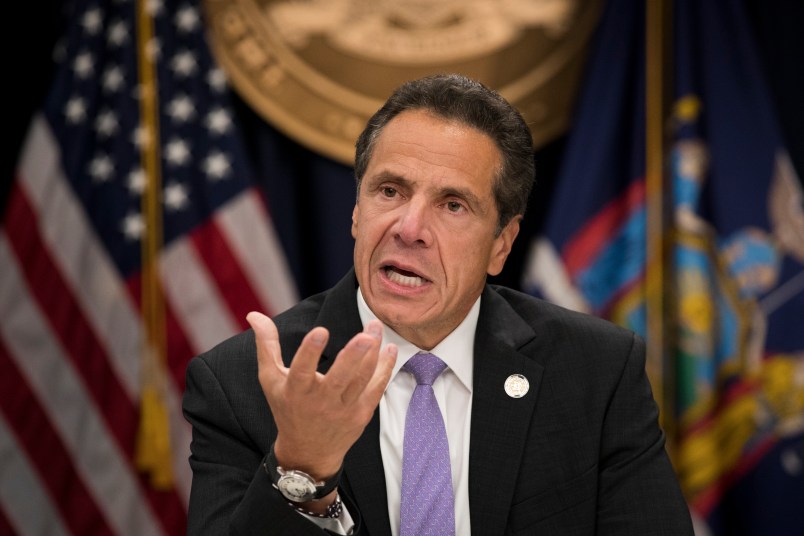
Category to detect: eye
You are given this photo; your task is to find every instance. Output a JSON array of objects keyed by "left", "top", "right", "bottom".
[
  {"left": 446, "top": 201, "right": 465, "bottom": 213},
  {"left": 381, "top": 187, "right": 397, "bottom": 198}
]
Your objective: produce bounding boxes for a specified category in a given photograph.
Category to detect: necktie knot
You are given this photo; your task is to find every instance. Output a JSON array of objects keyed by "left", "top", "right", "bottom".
[{"left": 403, "top": 352, "right": 447, "bottom": 386}]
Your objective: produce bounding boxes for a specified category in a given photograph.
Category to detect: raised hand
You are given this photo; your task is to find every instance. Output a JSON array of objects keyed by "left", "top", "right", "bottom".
[{"left": 246, "top": 311, "right": 398, "bottom": 481}]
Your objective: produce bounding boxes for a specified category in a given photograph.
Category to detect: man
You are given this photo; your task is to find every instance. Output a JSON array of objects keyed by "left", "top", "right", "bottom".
[{"left": 183, "top": 73, "right": 693, "bottom": 535}]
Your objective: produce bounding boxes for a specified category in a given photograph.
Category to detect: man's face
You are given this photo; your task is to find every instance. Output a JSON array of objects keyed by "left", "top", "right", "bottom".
[{"left": 352, "top": 109, "right": 520, "bottom": 349}]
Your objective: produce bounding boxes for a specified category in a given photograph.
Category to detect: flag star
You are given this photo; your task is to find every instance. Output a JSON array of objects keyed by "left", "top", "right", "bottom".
[
  {"left": 107, "top": 20, "right": 129, "bottom": 46},
  {"left": 146, "top": 0, "right": 164, "bottom": 17},
  {"left": 127, "top": 167, "right": 147, "bottom": 195},
  {"left": 102, "top": 66, "right": 125, "bottom": 93},
  {"left": 166, "top": 94, "right": 196, "bottom": 123},
  {"left": 206, "top": 107, "right": 232, "bottom": 135},
  {"left": 73, "top": 51, "right": 95, "bottom": 79},
  {"left": 164, "top": 181, "right": 190, "bottom": 211},
  {"left": 133, "top": 82, "right": 157, "bottom": 107},
  {"left": 81, "top": 7, "right": 103, "bottom": 35},
  {"left": 65, "top": 97, "right": 87, "bottom": 124},
  {"left": 165, "top": 138, "right": 191, "bottom": 166},
  {"left": 121, "top": 212, "right": 145, "bottom": 241},
  {"left": 171, "top": 50, "right": 197, "bottom": 78},
  {"left": 207, "top": 67, "right": 227, "bottom": 93},
  {"left": 88, "top": 154, "right": 115, "bottom": 182},
  {"left": 146, "top": 37, "right": 161, "bottom": 61},
  {"left": 203, "top": 151, "right": 231, "bottom": 181},
  {"left": 95, "top": 109, "right": 120, "bottom": 137},
  {"left": 175, "top": 5, "right": 201, "bottom": 33},
  {"left": 131, "top": 125, "right": 151, "bottom": 150}
]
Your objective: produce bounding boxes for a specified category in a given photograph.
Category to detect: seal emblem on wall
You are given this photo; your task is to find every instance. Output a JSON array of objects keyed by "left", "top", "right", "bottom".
[{"left": 202, "top": 0, "right": 602, "bottom": 165}]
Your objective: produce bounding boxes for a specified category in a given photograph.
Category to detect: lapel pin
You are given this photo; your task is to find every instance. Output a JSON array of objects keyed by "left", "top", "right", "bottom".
[{"left": 504, "top": 374, "right": 529, "bottom": 398}]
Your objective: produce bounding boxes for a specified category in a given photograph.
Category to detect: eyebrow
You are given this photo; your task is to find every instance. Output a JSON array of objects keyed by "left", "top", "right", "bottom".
[{"left": 368, "top": 170, "right": 407, "bottom": 187}]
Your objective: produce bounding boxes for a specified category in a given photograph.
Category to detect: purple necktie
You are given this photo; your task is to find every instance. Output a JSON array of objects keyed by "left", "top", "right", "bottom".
[{"left": 400, "top": 352, "right": 456, "bottom": 536}]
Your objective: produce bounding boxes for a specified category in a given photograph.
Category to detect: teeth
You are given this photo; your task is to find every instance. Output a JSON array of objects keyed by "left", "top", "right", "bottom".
[{"left": 386, "top": 268, "right": 425, "bottom": 287}]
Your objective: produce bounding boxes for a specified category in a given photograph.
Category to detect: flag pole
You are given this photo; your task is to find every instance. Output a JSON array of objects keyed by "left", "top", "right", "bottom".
[
  {"left": 645, "top": 0, "right": 675, "bottom": 452},
  {"left": 135, "top": 0, "right": 173, "bottom": 489}
]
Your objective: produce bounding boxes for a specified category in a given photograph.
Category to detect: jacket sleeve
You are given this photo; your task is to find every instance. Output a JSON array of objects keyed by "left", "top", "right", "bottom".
[
  {"left": 182, "top": 354, "right": 340, "bottom": 536},
  {"left": 596, "top": 333, "right": 694, "bottom": 535}
]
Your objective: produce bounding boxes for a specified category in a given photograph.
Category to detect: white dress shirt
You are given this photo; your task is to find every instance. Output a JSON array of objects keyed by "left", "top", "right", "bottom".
[
  {"left": 304, "top": 289, "right": 478, "bottom": 535},
  {"left": 359, "top": 288, "right": 477, "bottom": 536}
]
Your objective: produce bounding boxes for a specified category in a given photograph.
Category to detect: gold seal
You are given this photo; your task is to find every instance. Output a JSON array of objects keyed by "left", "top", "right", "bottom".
[{"left": 202, "top": 0, "right": 602, "bottom": 165}]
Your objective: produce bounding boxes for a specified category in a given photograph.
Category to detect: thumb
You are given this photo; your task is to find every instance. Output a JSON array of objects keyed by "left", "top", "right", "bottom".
[{"left": 246, "top": 311, "right": 285, "bottom": 377}]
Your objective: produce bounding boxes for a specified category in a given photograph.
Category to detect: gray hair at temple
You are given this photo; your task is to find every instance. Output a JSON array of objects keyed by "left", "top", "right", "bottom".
[{"left": 353, "top": 73, "right": 536, "bottom": 235}]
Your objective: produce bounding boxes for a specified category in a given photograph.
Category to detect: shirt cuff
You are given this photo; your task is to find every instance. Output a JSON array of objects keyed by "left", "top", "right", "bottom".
[{"left": 297, "top": 497, "right": 355, "bottom": 535}]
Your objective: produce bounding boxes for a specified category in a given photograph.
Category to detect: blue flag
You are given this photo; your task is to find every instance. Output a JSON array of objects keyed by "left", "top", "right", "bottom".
[
  {"left": 523, "top": 0, "right": 648, "bottom": 334},
  {"left": 524, "top": 0, "right": 804, "bottom": 534},
  {"left": 670, "top": 1, "right": 803, "bottom": 535}
]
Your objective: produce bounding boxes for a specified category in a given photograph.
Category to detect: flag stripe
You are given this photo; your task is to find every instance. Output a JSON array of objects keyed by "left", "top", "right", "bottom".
[
  {"left": 165, "top": 410, "right": 193, "bottom": 507},
  {"left": 4, "top": 184, "right": 137, "bottom": 445},
  {"left": 0, "top": 413, "right": 71, "bottom": 536},
  {"left": 0, "top": 340, "right": 115, "bottom": 536},
  {"left": 191, "top": 214, "right": 263, "bottom": 330},
  {"left": 562, "top": 179, "right": 645, "bottom": 277},
  {"left": 215, "top": 190, "right": 299, "bottom": 315},
  {"left": 0, "top": 509, "right": 16, "bottom": 536},
  {"left": 160, "top": 238, "right": 241, "bottom": 353},
  {"left": 574, "top": 205, "right": 647, "bottom": 310},
  {"left": 0, "top": 236, "right": 166, "bottom": 536},
  {"left": 18, "top": 117, "right": 142, "bottom": 399},
  {"left": 523, "top": 238, "right": 592, "bottom": 311},
  {"left": 0, "top": 502, "right": 29, "bottom": 536},
  {"left": 125, "top": 273, "right": 194, "bottom": 392}
]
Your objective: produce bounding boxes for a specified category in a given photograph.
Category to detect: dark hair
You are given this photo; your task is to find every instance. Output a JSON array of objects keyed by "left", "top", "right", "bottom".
[{"left": 354, "top": 73, "right": 535, "bottom": 234}]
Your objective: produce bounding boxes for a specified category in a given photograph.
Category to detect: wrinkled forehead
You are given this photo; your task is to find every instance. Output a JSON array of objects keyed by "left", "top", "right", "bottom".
[{"left": 363, "top": 110, "right": 502, "bottom": 181}]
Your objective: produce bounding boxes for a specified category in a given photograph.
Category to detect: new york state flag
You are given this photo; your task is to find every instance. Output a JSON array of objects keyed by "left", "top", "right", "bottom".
[{"left": 524, "top": 1, "right": 803, "bottom": 534}]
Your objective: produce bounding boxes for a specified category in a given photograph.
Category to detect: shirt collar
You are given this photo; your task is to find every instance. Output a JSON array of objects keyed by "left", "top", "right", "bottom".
[{"left": 356, "top": 288, "right": 478, "bottom": 393}]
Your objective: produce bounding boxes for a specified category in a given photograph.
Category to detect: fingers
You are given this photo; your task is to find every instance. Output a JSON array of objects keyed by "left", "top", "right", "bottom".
[
  {"left": 364, "top": 343, "right": 398, "bottom": 405},
  {"left": 285, "top": 326, "right": 330, "bottom": 387},
  {"left": 248, "top": 313, "right": 397, "bottom": 409},
  {"left": 327, "top": 320, "right": 398, "bottom": 405},
  {"left": 327, "top": 321, "right": 382, "bottom": 402},
  {"left": 248, "top": 310, "right": 332, "bottom": 393},
  {"left": 247, "top": 311, "right": 284, "bottom": 375}
]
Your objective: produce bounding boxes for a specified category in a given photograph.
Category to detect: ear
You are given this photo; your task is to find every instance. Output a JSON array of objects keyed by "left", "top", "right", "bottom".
[
  {"left": 487, "top": 216, "right": 521, "bottom": 276},
  {"left": 351, "top": 204, "right": 359, "bottom": 239}
]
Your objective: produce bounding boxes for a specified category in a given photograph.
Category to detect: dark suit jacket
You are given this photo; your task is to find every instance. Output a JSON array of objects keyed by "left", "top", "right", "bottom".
[{"left": 182, "top": 270, "right": 693, "bottom": 535}]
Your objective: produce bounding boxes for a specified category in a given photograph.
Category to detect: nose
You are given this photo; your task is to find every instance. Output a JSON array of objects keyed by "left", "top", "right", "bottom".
[{"left": 394, "top": 200, "right": 432, "bottom": 247}]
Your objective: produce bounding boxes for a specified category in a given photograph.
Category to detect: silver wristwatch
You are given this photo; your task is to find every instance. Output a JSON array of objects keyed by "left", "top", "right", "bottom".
[{"left": 263, "top": 443, "right": 342, "bottom": 503}]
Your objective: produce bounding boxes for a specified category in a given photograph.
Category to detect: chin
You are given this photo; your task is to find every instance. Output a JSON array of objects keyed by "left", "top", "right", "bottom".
[{"left": 377, "top": 307, "right": 427, "bottom": 330}]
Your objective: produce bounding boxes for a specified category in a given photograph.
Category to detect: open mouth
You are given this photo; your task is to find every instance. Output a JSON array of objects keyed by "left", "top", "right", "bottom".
[{"left": 383, "top": 265, "right": 429, "bottom": 287}]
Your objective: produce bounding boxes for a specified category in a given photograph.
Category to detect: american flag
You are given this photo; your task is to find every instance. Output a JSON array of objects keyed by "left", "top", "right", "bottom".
[{"left": 0, "top": 0, "right": 298, "bottom": 534}]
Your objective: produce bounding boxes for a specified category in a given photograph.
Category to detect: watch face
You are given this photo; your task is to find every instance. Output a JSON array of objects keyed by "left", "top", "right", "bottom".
[{"left": 278, "top": 472, "right": 317, "bottom": 502}]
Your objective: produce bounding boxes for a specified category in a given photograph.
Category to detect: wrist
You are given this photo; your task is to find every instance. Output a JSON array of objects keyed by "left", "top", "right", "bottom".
[
  {"left": 273, "top": 438, "right": 344, "bottom": 481},
  {"left": 264, "top": 442, "right": 343, "bottom": 503}
]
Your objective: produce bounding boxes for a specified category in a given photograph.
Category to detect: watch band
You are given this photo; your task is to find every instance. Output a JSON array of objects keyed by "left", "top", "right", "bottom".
[{"left": 263, "top": 442, "right": 343, "bottom": 502}]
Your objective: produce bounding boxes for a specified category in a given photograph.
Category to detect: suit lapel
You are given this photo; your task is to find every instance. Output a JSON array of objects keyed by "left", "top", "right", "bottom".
[
  {"left": 314, "top": 270, "right": 393, "bottom": 536},
  {"left": 469, "top": 287, "right": 544, "bottom": 536}
]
